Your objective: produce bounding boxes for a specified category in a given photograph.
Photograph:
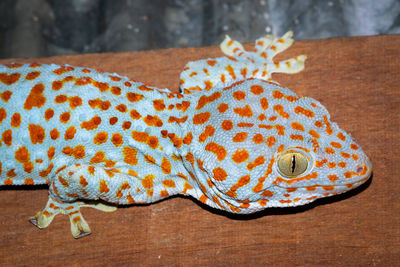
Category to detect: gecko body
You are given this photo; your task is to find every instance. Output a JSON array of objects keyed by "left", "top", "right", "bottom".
[{"left": 0, "top": 31, "right": 371, "bottom": 238}]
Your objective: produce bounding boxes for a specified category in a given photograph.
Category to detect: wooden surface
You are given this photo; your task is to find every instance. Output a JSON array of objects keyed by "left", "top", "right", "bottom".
[{"left": 0, "top": 34, "right": 399, "bottom": 266}]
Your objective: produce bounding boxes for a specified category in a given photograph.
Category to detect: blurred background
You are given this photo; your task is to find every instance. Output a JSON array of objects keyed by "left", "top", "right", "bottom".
[{"left": 0, "top": 0, "right": 399, "bottom": 59}]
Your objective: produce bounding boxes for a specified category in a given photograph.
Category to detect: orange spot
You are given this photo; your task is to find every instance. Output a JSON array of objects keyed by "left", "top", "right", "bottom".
[
  {"left": 204, "top": 80, "right": 213, "bottom": 90},
  {"left": 221, "top": 120, "right": 233, "bottom": 131},
  {"left": 147, "top": 136, "right": 159, "bottom": 149},
  {"left": 47, "top": 147, "right": 55, "bottom": 160},
  {"left": 168, "top": 116, "right": 188, "bottom": 124},
  {"left": 205, "top": 142, "right": 227, "bottom": 161},
  {"left": 232, "top": 149, "right": 249, "bottom": 163},
  {"left": 295, "top": 106, "right": 314, "bottom": 118},
  {"left": 341, "top": 152, "right": 351, "bottom": 158},
  {"left": 93, "top": 81, "right": 109, "bottom": 92},
  {"left": 325, "top": 147, "right": 335, "bottom": 154},
  {"left": 185, "top": 152, "right": 195, "bottom": 166},
  {"left": 213, "top": 167, "right": 228, "bottom": 181},
  {"left": 94, "top": 132, "right": 108, "bottom": 144},
  {"left": 142, "top": 175, "right": 154, "bottom": 189},
  {"left": 63, "top": 145, "right": 85, "bottom": 159},
  {"left": 122, "top": 146, "right": 138, "bottom": 165},
  {"left": 255, "top": 114, "right": 265, "bottom": 122},
  {"left": 323, "top": 115, "right": 333, "bottom": 135},
  {"left": 115, "top": 104, "right": 127, "bottom": 113},
  {"left": 25, "top": 71, "right": 41, "bottom": 80},
  {"left": 337, "top": 132, "right": 346, "bottom": 141},
  {"left": 315, "top": 159, "right": 327, "bottom": 167},
  {"left": 144, "top": 115, "right": 163, "bottom": 127},
  {"left": 308, "top": 129, "right": 320, "bottom": 139},
  {"left": 227, "top": 175, "right": 251, "bottom": 197},
  {"left": 260, "top": 97, "right": 269, "bottom": 110},
  {"left": 290, "top": 134, "right": 304, "bottom": 141},
  {"left": 0, "top": 72, "right": 21, "bottom": 85},
  {"left": 0, "top": 108, "right": 6, "bottom": 124},
  {"left": 129, "top": 109, "right": 141, "bottom": 120},
  {"left": 273, "top": 104, "right": 289, "bottom": 119},
  {"left": 193, "top": 112, "right": 211, "bottom": 125},
  {"left": 220, "top": 73, "right": 226, "bottom": 83},
  {"left": 237, "top": 122, "right": 254, "bottom": 127},
  {"left": 266, "top": 136, "right": 276, "bottom": 147},
  {"left": 50, "top": 129, "right": 60, "bottom": 140},
  {"left": 153, "top": 99, "right": 166, "bottom": 111},
  {"left": 53, "top": 66, "right": 74, "bottom": 75},
  {"left": 79, "top": 175, "right": 88, "bottom": 187},
  {"left": 240, "top": 68, "right": 248, "bottom": 78},
  {"left": 199, "top": 125, "right": 215, "bottom": 143},
  {"left": 351, "top": 144, "right": 359, "bottom": 150},
  {"left": 196, "top": 91, "right": 222, "bottom": 110},
  {"left": 0, "top": 91, "right": 11, "bottom": 105},
  {"left": 352, "top": 154, "right": 359, "bottom": 160},
  {"left": 162, "top": 179, "right": 176, "bottom": 188},
  {"left": 322, "top": 186, "right": 335, "bottom": 191},
  {"left": 126, "top": 92, "right": 143, "bottom": 102},
  {"left": 338, "top": 162, "right": 347, "bottom": 168},
  {"left": 24, "top": 83, "right": 46, "bottom": 110},
  {"left": 247, "top": 156, "right": 265, "bottom": 171},
  {"left": 64, "top": 126, "right": 76, "bottom": 140},
  {"left": 253, "top": 133, "right": 264, "bottom": 144},
  {"left": 28, "top": 124, "right": 45, "bottom": 144},
  {"left": 111, "top": 133, "right": 123, "bottom": 147},
  {"left": 314, "top": 121, "right": 323, "bottom": 128},
  {"left": 234, "top": 105, "right": 253, "bottom": 117},
  {"left": 161, "top": 157, "right": 172, "bottom": 174},
  {"left": 111, "top": 86, "right": 121, "bottom": 95},
  {"left": 81, "top": 115, "right": 101, "bottom": 130},
  {"left": 232, "top": 132, "right": 247, "bottom": 142},
  {"left": 291, "top": 122, "right": 305, "bottom": 131},
  {"left": 250, "top": 85, "right": 264, "bottom": 95},
  {"left": 122, "top": 121, "right": 131, "bottom": 130},
  {"left": 331, "top": 142, "right": 342, "bottom": 148},
  {"left": 43, "top": 109, "right": 54, "bottom": 121},
  {"left": 2, "top": 129, "right": 12, "bottom": 146},
  {"left": 7, "top": 169, "right": 16, "bottom": 177},
  {"left": 88, "top": 99, "right": 111, "bottom": 110},
  {"left": 15, "top": 146, "right": 32, "bottom": 173},
  {"left": 328, "top": 175, "right": 338, "bottom": 182},
  {"left": 328, "top": 162, "right": 336, "bottom": 168},
  {"left": 144, "top": 154, "right": 156, "bottom": 164},
  {"left": 233, "top": 90, "right": 246, "bottom": 101},
  {"left": 183, "top": 132, "right": 193, "bottom": 145},
  {"left": 59, "top": 111, "right": 70, "bottom": 123},
  {"left": 273, "top": 90, "right": 284, "bottom": 99},
  {"left": 226, "top": 65, "right": 236, "bottom": 80},
  {"left": 99, "top": 180, "right": 110, "bottom": 193},
  {"left": 207, "top": 60, "right": 217, "bottom": 66}
]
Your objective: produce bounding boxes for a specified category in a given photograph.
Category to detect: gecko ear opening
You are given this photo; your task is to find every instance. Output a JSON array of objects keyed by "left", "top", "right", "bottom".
[{"left": 277, "top": 151, "right": 308, "bottom": 177}]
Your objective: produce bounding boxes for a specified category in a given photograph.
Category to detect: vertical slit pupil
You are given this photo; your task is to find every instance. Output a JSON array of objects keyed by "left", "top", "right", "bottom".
[{"left": 291, "top": 154, "right": 296, "bottom": 173}]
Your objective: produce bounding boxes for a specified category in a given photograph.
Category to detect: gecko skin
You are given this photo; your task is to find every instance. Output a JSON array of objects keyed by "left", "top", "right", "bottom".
[{"left": 0, "top": 31, "right": 371, "bottom": 238}]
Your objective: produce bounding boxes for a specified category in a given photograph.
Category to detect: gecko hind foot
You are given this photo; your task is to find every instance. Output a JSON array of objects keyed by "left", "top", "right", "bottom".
[{"left": 29, "top": 197, "right": 117, "bottom": 238}]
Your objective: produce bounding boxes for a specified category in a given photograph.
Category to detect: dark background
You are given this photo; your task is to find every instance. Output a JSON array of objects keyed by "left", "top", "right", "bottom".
[{"left": 1, "top": 0, "right": 399, "bottom": 59}]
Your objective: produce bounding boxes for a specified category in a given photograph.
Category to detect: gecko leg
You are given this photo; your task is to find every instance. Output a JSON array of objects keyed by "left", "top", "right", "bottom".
[{"left": 29, "top": 164, "right": 139, "bottom": 238}]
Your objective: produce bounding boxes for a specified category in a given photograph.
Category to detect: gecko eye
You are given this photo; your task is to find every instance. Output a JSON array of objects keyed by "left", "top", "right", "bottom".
[{"left": 277, "top": 151, "right": 308, "bottom": 177}]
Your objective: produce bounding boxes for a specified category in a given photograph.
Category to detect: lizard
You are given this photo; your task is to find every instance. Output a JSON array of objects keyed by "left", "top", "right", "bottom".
[{"left": 0, "top": 31, "right": 372, "bottom": 238}]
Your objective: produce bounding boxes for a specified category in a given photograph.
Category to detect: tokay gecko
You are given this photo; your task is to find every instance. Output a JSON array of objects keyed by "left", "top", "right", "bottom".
[{"left": 0, "top": 31, "right": 371, "bottom": 238}]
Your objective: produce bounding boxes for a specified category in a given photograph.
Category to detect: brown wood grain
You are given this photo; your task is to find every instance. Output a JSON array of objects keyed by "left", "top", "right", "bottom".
[{"left": 0, "top": 34, "right": 399, "bottom": 266}]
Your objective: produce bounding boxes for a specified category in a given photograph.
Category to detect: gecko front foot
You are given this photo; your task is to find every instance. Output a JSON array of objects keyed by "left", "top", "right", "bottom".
[{"left": 29, "top": 197, "right": 117, "bottom": 238}]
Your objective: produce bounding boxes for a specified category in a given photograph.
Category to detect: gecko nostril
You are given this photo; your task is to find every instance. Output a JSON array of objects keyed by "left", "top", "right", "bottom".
[{"left": 356, "top": 167, "right": 363, "bottom": 173}]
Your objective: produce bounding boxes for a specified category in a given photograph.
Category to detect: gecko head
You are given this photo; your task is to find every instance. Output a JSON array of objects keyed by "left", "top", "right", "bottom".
[{"left": 187, "top": 79, "right": 371, "bottom": 213}]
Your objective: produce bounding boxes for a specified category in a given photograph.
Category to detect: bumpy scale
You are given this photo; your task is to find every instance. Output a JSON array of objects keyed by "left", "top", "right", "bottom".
[{"left": 0, "top": 31, "right": 371, "bottom": 238}]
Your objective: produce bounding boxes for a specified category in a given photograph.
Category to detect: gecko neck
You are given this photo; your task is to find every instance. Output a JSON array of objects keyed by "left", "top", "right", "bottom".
[{"left": 126, "top": 88, "right": 200, "bottom": 201}]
